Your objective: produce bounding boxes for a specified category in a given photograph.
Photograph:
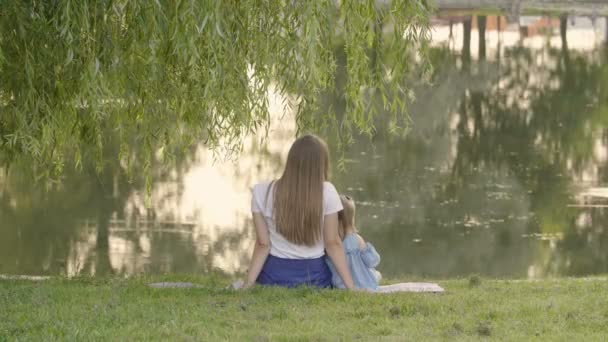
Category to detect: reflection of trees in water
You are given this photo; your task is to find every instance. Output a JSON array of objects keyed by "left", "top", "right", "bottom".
[
  {"left": 0, "top": 136, "right": 154, "bottom": 275},
  {"left": 321, "top": 22, "right": 608, "bottom": 277},
  {"left": 537, "top": 208, "right": 608, "bottom": 277},
  {"left": 459, "top": 39, "right": 608, "bottom": 274},
  {"left": 456, "top": 13, "right": 604, "bottom": 257},
  {"left": 0, "top": 129, "right": 280, "bottom": 275},
  {"left": 446, "top": 35, "right": 608, "bottom": 277}
]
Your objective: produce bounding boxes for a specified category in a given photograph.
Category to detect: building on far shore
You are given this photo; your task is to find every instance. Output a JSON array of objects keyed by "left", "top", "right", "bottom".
[{"left": 431, "top": 12, "right": 607, "bottom": 60}]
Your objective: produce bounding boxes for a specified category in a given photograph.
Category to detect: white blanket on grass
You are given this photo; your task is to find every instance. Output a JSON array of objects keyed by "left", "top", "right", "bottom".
[
  {"left": 376, "top": 282, "right": 444, "bottom": 293},
  {"left": 149, "top": 281, "right": 445, "bottom": 293},
  {"left": 225, "top": 280, "right": 444, "bottom": 292}
]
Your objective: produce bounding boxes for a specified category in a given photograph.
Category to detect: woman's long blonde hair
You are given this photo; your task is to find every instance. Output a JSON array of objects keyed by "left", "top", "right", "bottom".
[{"left": 273, "top": 134, "right": 330, "bottom": 246}]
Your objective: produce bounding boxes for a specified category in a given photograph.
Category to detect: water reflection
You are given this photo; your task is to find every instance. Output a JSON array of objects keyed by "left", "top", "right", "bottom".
[
  {"left": 1, "top": 12, "right": 608, "bottom": 279},
  {"left": 326, "top": 13, "right": 608, "bottom": 278},
  {"left": 0, "top": 88, "right": 294, "bottom": 276}
]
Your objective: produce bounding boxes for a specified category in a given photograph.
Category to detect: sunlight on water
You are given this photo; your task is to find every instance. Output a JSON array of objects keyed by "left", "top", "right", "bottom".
[{"left": 95, "top": 86, "right": 295, "bottom": 276}]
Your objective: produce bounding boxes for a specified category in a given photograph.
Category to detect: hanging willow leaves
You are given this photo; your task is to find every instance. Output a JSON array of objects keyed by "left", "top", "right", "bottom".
[{"left": 0, "top": 0, "right": 432, "bottom": 183}]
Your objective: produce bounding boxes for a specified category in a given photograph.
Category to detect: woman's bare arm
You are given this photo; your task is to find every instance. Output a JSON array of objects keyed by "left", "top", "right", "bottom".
[
  {"left": 242, "top": 212, "right": 271, "bottom": 289},
  {"left": 323, "top": 213, "right": 355, "bottom": 289}
]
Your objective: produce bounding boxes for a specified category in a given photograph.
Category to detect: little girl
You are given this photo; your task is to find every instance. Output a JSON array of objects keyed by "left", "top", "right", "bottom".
[{"left": 326, "top": 195, "right": 381, "bottom": 290}]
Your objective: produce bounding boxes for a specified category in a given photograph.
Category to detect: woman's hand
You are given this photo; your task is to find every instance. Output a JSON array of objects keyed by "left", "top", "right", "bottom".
[
  {"left": 240, "top": 280, "right": 255, "bottom": 290},
  {"left": 230, "top": 280, "right": 246, "bottom": 290}
]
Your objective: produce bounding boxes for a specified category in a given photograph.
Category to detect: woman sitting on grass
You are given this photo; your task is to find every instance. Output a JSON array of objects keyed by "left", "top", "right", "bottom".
[
  {"left": 241, "top": 134, "right": 355, "bottom": 289},
  {"left": 326, "top": 195, "right": 381, "bottom": 291}
]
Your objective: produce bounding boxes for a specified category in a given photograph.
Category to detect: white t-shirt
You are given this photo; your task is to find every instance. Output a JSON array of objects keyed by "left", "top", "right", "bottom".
[{"left": 251, "top": 181, "right": 343, "bottom": 259}]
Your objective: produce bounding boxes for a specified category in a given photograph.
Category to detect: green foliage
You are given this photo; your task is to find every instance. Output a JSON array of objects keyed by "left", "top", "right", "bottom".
[{"left": 0, "top": 0, "right": 432, "bottom": 183}]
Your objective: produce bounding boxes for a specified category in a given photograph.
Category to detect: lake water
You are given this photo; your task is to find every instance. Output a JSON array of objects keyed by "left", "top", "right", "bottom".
[{"left": 2, "top": 13, "right": 608, "bottom": 279}]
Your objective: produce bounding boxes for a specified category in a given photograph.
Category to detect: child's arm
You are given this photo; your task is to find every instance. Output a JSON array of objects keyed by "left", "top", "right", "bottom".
[{"left": 357, "top": 234, "right": 381, "bottom": 268}]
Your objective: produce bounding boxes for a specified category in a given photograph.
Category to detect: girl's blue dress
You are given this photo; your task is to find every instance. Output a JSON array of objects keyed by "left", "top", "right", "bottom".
[{"left": 326, "top": 233, "right": 381, "bottom": 290}]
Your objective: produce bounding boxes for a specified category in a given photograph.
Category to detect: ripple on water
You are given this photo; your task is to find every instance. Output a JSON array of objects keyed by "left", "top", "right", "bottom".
[{"left": 521, "top": 233, "right": 564, "bottom": 241}]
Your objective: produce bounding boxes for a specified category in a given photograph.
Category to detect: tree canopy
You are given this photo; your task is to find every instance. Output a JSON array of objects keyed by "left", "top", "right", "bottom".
[{"left": 0, "top": 0, "right": 431, "bottom": 183}]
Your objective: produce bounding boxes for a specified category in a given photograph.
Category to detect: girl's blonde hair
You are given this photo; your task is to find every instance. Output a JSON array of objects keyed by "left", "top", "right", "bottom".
[
  {"left": 273, "top": 134, "right": 330, "bottom": 246},
  {"left": 338, "top": 195, "right": 356, "bottom": 239}
]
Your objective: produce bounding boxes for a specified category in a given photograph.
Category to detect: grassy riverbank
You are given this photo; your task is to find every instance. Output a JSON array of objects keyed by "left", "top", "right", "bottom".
[{"left": 1, "top": 275, "right": 607, "bottom": 340}]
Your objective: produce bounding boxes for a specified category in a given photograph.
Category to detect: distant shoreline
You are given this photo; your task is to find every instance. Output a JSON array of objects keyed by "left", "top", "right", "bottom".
[{"left": 435, "top": 0, "right": 608, "bottom": 16}]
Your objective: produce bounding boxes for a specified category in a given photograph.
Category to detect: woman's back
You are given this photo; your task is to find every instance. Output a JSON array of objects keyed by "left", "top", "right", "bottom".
[
  {"left": 242, "top": 134, "right": 354, "bottom": 290},
  {"left": 251, "top": 181, "right": 343, "bottom": 259}
]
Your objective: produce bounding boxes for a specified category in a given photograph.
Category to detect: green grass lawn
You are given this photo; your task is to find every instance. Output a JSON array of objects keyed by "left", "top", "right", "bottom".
[{"left": 1, "top": 275, "right": 607, "bottom": 340}]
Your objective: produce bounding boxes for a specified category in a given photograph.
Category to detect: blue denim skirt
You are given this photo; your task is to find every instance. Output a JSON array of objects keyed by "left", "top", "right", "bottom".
[{"left": 256, "top": 254, "right": 332, "bottom": 288}]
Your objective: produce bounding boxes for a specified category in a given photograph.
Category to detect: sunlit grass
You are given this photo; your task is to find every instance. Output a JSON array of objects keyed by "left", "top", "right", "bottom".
[{"left": 1, "top": 274, "right": 607, "bottom": 340}]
